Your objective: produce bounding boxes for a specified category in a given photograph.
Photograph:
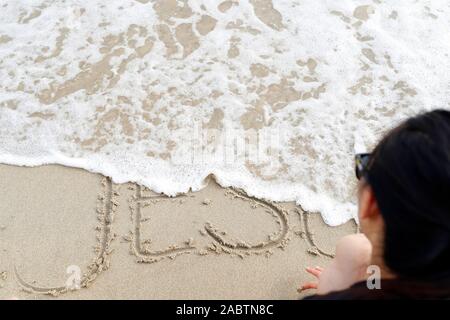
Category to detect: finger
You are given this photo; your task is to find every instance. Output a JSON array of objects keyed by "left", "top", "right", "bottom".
[
  {"left": 298, "top": 282, "right": 318, "bottom": 292},
  {"left": 305, "top": 267, "right": 322, "bottom": 278}
]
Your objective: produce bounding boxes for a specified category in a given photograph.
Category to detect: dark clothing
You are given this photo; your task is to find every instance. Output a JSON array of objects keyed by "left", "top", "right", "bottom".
[{"left": 304, "top": 278, "right": 450, "bottom": 300}]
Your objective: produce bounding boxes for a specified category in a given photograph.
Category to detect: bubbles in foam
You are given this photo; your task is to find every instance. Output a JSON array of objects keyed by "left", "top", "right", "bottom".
[{"left": 0, "top": 0, "right": 449, "bottom": 225}]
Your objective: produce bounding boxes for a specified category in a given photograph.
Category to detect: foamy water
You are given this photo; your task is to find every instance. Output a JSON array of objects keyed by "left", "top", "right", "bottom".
[{"left": 0, "top": 0, "right": 449, "bottom": 225}]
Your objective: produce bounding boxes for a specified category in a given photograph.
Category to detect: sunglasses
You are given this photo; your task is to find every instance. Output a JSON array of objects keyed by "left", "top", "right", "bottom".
[{"left": 355, "top": 153, "right": 371, "bottom": 180}]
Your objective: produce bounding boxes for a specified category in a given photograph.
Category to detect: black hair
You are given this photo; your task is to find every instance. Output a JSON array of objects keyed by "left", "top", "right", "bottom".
[{"left": 366, "top": 109, "right": 450, "bottom": 281}]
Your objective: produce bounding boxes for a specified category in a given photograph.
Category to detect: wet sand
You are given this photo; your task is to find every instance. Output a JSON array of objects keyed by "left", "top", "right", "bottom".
[{"left": 2, "top": 1, "right": 445, "bottom": 226}]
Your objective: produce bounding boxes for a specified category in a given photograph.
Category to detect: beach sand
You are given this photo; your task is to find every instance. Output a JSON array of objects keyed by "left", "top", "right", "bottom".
[
  {"left": 0, "top": 164, "right": 357, "bottom": 299},
  {"left": 1, "top": 0, "right": 448, "bottom": 300}
]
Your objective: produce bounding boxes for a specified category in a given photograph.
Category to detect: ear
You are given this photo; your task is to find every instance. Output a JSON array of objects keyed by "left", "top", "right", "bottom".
[{"left": 358, "top": 183, "right": 380, "bottom": 220}]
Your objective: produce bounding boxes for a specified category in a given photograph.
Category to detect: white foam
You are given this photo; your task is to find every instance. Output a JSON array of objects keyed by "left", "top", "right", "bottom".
[{"left": 0, "top": 0, "right": 449, "bottom": 225}]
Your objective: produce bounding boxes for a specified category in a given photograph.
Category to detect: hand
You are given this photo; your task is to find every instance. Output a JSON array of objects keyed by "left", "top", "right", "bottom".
[{"left": 298, "top": 266, "right": 324, "bottom": 293}]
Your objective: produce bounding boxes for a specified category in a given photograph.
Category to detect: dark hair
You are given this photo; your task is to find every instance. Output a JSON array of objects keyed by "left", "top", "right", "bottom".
[{"left": 366, "top": 109, "right": 450, "bottom": 281}]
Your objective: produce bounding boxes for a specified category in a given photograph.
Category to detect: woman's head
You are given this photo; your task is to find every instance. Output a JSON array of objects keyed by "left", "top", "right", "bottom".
[{"left": 358, "top": 109, "right": 450, "bottom": 280}]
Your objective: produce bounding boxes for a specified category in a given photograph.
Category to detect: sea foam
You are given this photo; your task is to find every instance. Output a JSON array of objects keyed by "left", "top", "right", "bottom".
[{"left": 0, "top": 0, "right": 449, "bottom": 225}]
